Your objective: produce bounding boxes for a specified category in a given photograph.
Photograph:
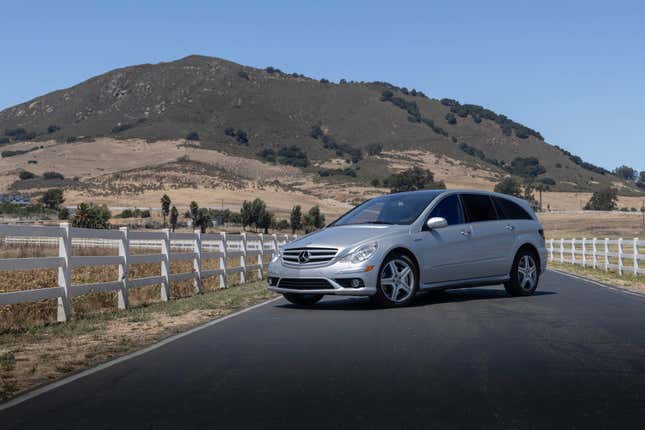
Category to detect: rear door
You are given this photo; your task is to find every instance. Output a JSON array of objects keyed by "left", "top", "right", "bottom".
[{"left": 460, "top": 193, "right": 514, "bottom": 278}]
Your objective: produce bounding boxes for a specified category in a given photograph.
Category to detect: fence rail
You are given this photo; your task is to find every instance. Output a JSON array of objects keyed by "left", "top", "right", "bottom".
[
  {"left": 548, "top": 237, "right": 644, "bottom": 277},
  {"left": 0, "top": 223, "right": 295, "bottom": 321}
]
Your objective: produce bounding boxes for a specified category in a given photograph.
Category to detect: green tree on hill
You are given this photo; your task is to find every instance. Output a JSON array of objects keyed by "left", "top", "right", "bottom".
[
  {"left": 41, "top": 189, "right": 65, "bottom": 210},
  {"left": 161, "top": 194, "right": 171, "bottom": 227},
  {"left": 303, "top": 206, "right": 325, "bottom": 233},
  {"left": 72, "top": 203, "right": 111, "bottom": 229},
  {"left": 290, "top": 205, "right": 302, "bottom": 233},
  {"left": 494, "top": 177, "right": 522, "bottom": 197},
  {"left": 584, "top": 188, "right": 618, "bottom": 211}
]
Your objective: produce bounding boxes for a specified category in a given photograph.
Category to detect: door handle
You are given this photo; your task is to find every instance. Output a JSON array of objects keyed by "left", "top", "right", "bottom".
[
  {"left": 460, "top": 230, "right": 471, "bottom": 236},
  {"left": 504, "top": 225, "right": 514, "bottom": 231}
]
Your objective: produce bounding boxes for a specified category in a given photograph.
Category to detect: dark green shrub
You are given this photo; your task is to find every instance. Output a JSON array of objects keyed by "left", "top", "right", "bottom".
[
  {"left": 19, "top": 171, "right": 36, "bottom": 180},
  {"left": 238, "top": 70, "right": 249, "bottom": 80},
  {"left": 43, "top": 171, "right": 64, "bottom": 180},
  {"left": 445, "top": 113, "right": 457, "bottom": 125},
  {"left": 584, "top": 188, "right": 618, "bottom": 211},
  {"left": 383, "top": 167, "right": 446, "bottom": 193},
  {"left": 47, "top": 125, "right": 61, "bottom": 133},
  {"left": 186, "top": 132, "right": 200, "bottom": 141},
  {"left": 506, "top": 157, "right": 546, "bottom": 178}
]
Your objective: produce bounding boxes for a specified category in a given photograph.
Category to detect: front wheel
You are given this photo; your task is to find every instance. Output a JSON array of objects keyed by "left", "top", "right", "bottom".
[
  {"left": 505, "top": 250, "right": 539, "bottom": 296},
  {"left": 282, "top": 293, "right": 323, "bottom": 306},
  {"left": 373, "top": 253, "right": 419, "bottom": 307}
]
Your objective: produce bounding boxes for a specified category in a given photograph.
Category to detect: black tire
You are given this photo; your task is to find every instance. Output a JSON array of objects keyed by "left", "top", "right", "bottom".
[
  {"left": 282, "top": 293, "right": 323, "bottom": 306},
  {"left": 504, "top": 249, "right": 540, "bottom": 297},
  {"left": 373, "top": 253, "right": 419, "bottom": 307}
]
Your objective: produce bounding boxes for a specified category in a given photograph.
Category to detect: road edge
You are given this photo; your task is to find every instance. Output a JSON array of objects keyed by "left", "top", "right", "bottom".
[
  {"left": 549, "top": 269, "right": 645, "bottom": 299},
  {"left": 0, "top": 296, "right": 282, "bottom": 411}
]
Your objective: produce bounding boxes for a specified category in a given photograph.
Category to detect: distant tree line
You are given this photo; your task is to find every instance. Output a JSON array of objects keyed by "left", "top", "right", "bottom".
[
  {"left": 380, "top": 91, "right": 448, "bottom": 137},
  {"left": 257, "top": 146, "right": 309, "bottom": 167},
  {"left": 440, "top": 98, "right": 543, "bottom": 140}
]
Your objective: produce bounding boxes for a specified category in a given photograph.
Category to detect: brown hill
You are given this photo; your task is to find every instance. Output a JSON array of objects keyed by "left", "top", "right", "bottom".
[{"left": 0, "top": 54, "right": 641, "bottom": 197}]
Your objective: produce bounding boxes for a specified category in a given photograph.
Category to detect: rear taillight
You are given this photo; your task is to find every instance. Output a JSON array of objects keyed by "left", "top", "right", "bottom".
[{"left": 538, "top": 229, "right": 545, "bottom": 240}]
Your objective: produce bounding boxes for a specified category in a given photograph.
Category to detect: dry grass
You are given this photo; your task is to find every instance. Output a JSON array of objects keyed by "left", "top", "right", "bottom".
[
  {"left": 549, "top": 261, "right": 645, "bottom": 295},
  {"left": 0, "top": 243, "right": 270, "bottom": 329},
  {"left": 539, "top": 212, "right": 645, "bottom": 238},
  {"left": 0, "top": 279, "right": 275, "bottom": 402}
]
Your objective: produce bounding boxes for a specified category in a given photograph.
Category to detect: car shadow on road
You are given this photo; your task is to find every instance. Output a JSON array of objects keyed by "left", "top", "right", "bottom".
[{"left": 277, "top": 287, "right": 557, "bottom": 311}]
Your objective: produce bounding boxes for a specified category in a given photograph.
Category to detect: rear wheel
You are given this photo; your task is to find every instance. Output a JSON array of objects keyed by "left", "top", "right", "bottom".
[
  {"left": 373, "top": 253, "right": 419, "bottom": 307},
  {"left": 505, "top": 250, "right": 539, "bottom": 296},
  {"left": 282, "top": 293, "right": 323, "bottom": 306}
]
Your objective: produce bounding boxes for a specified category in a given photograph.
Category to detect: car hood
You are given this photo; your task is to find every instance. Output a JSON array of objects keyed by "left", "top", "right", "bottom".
[{"left": 286, "top": 224, "right": 409, "bottom": 252}]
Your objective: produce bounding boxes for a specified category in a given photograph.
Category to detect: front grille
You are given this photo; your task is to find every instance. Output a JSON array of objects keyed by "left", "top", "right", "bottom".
[
  {"left": 277, "top": 278, "right": 335, "bottom": 290},
  {"left": 282, "top": 247, "right": 338, "bottom": 266}
]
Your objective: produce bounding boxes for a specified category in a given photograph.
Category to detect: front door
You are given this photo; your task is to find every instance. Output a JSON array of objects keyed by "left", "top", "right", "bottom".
[{"left": 414, "top": 194, "right": 479, "bottom": 283}]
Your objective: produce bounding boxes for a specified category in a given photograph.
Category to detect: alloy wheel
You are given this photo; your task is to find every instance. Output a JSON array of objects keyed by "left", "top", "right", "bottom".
[
  {"left": 518, "top": 254, "right": 537, "bottom": 291},
  {"left": 380, "top": 259, "right": 415, "bottom": 303}
]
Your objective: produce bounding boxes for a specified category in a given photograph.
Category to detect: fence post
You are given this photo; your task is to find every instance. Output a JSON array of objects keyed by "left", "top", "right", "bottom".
[
  {"left": 634, "top": 238, "right": 639, "bottom": 276},
  {"left": 257, "top": 233, "right": 264, "bottom": 280},
  {"left": 617, "top": 238, "right": 623, "bottom": 276},
  {"left": 581, "top": 238, "right": 586, "bottom": 267},
  {"left": 57, "top": 222, "right": 72, "bottom": 322},
  {"left": 560, "top": 238, "right": 564, "bottom": 263},
  {"left": 240, "top": 232, "right": 248, "bottom": 284},
  {"left": 117, "top": 227, "right": 129, "bottom": 310},
  {"left": 219, "top": 232, "right": 228, "bottom": 289},
  {"left": 592, "top": 238, "right": 597, "bottom": 269},
  {"left": 160, "top": 228, "right": 171, "bottom": 301},
  {"left": 571, "top": 238, "right": 576, "bottom": 265},
  {"left": 548, "top": 239, "right": 554, "bottom": 262},
  {"left": 272, "top": 234, "right": 279, "bottom": 259},
  {"left": 604, "top": 238, "right": 609, "bottom": 272},
  {"left": 193, "top": 230, "right": 203, "bottom": 294}
]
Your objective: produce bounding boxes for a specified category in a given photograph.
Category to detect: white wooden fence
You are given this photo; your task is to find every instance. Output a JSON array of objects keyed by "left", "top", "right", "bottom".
[
  {"left": 548, "top": 238, "right": 644, "bottom": 277},
  {"left": 0, "top": 223, "right": 295, "bottom": 322}
]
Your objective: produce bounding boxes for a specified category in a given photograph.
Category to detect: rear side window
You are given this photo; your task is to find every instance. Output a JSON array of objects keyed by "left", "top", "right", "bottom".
[
  {"left": 429, "top": 195, "right": 464, "bottom": 225},
  {"left": 494, "top": 197, "right": 533, "bottom": 220},
  {"left": 460, "top": 194, "right": 498, "bottom": 223}
]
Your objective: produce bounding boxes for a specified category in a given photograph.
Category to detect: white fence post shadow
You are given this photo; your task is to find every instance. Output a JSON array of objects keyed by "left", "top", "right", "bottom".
[
  {"left": 219, "top": 232, "right": 228, "bottom": 289},
  {"left": 57, "top": 222, "right": 72, "bottom": 322},
  {"left": 193, "top": 230, "right": 203, "bottom": 294},
  {"left": 160, "top": 228, "right": 171, "bottom": 301},
  {"left": 257, "top": 233, "right": 264, "bottom": 280},
  {"left": 618, "top": 238, "right": 623, "bottom": 276},
  {"left": 592, "top": 238, "right": 597, "bottom": 269},
  {"left": 117, "top": 227, "right": 129, "bottom": 310},
  {"left": 634, "top": 238, "right": 639, "bottom": 276}
]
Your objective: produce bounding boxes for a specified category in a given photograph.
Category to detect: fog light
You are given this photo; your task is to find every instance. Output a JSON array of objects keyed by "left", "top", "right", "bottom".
[{"left": 351, "top": 279, "right": 361, "bottom": 288}]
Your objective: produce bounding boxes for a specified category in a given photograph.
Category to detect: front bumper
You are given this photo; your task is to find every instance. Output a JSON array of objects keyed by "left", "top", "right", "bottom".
[{"left": 267, "top": 259, "right": 379, "bottom": 296}]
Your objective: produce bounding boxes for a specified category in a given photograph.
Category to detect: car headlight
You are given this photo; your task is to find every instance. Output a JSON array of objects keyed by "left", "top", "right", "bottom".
[
  {"left": 340, "top": 242, "right": 378, "bottom": 264},
  {"left": 271, "top": 247, "right": 283, "bottom": 263}
]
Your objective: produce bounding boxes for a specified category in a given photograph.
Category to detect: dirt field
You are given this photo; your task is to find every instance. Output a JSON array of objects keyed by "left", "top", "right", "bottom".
[{"left": 539, "top": 211, "right": 645, "bottom": 238}]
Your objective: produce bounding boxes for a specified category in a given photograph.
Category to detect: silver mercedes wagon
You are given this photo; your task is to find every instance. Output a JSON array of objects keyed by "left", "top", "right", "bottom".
[{"left": 268, "top": 189, "right": 547, "bottom": 307}]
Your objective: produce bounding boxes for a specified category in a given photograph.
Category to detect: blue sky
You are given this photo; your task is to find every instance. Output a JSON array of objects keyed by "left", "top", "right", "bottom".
[{"left": 1, "top": 0, "right": 643, "bottom": 170}]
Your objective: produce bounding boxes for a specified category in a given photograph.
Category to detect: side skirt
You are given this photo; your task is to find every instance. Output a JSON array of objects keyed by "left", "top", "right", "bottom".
[{"left": 420, "top": 275, "right": 510, "bottom": 291}]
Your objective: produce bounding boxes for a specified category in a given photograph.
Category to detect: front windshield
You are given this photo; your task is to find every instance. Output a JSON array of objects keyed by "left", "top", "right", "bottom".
[{"left": 331, "top": 190, "right": 445, "bottom": 226}]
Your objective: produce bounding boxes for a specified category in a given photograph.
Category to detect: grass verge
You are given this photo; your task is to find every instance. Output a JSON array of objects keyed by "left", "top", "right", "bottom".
[
  {"left": 0, "top": 280, "right": 275, "bottom": 402},
  {"left": 549, "top": 261, "right": 645, "bottom": 296}
]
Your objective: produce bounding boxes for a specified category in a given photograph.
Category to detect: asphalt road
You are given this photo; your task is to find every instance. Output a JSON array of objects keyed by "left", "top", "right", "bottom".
[{"left": 3, "top": 270, "right": 645, "bottom": 429}]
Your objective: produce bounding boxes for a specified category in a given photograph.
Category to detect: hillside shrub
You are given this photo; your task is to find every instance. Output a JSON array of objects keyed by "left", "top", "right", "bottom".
[
  {"left": 383, "top": 167, "right": 446, "bottom": 193},
  {"left": 237, "top": 70, "right": 250, "bottom": 80},
  {"left": 186, "top": 132, "right": 200, "bottom": 141},
  {"left": 318, "top": 168, "right": 357, "bottom": 177},
  {"left": 47, "top": 125, "right": 61, "bottom": 133},
  {"left": 553, "top": 145, "right": 609, "bottom": 175},
  {"left": 19, "top": 171, "right": 36, "bottom": 180},
  {"left": 507, "top": 157, "right": 546, "bottom": 178},
  {"left": 43, "top": 171, "right": 64, "bottom": 180},
  {"left": 367, "top": 143, "right": 382, "bottom": 156},
  {"left": 0, "top": 137, "right": 9, "bottom": 144},
  {"left": 494, "top": 177, "right": 522, "bottom": 197},
  {"left": 2, "top": 150, "right": 28, "bottom": 158}
]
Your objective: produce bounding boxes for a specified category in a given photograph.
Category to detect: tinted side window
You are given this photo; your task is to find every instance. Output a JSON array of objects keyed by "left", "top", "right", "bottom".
[
  {"left": 461, "top": 194, "right": 498, "bottom": 222},
  {"left": 494, "top": 197, "right": 533, "bottom": 220},
  {"left": 429, "top": 195, "right": 464, "bottom": 225}
]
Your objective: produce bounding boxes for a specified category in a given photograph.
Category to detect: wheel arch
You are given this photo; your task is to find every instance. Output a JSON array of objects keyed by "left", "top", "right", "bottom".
[{"left": 383, "top": 246, "right": 420, "bottom": 274}]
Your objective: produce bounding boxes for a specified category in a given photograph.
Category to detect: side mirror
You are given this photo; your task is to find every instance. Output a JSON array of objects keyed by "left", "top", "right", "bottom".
[{"left": 426, "top": 217, "right": 448, "bottom": 230}]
